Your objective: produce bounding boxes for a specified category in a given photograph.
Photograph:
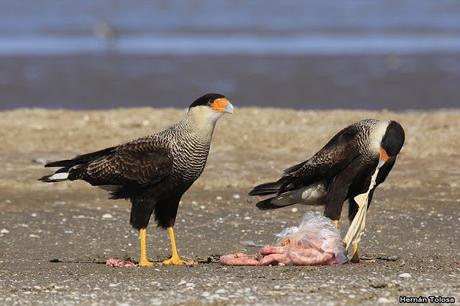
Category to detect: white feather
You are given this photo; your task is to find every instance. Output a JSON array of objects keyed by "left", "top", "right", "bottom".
[
  {"left": 49, "top": 172, "right": 69, "bottom": 180},
  {"left": 271, "top": 183, "right": 326, "bottom": 206},
  {"left": 369, "top": 120, "right": 390, "bottom": 154}
]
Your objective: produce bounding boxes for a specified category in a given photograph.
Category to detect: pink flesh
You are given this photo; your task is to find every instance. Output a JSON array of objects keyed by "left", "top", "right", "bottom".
[
  {"left": 220, "top": 236, "right": 341, "bottom": 266},
  {"left": 106, "top": 258, "right": 137, "bottom": 268},
  {"left": 220, "top": 253, "right": 261, "bottom": 266}
]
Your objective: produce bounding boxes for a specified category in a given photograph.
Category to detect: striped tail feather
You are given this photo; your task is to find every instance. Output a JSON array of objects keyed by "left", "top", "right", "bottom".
[
  {"left": 39, "top": 171, "right": 69, "bottom": 182},
  {"left": 39, "top": 146, "right": 116, "bottom": 183},
  {"left": 248, "top": 177, "right": 291, "bottom": 196},
  {"left": 255, "top": 196, "right": 296, "bottom": 210}
]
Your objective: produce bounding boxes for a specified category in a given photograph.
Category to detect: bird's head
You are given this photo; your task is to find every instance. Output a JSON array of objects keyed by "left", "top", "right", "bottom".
[
  {"left": 379, "top": 121, "right": 405, "bottom": 167},
  {"left": 188, "top": 93, "right": 233, "bottom": 123}
]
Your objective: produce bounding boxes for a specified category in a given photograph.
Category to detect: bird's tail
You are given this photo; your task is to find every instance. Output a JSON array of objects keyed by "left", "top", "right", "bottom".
[
  {"left": 38, "top": 146, "right": 116, "bottom": 183},
  {"left": 253, "top": 182, "right": 327, "bottom": 210},
  {"left": 255, "top": 195, "right": 297, "bottom": 210},
  {"left": 39, "top": 169, "right": 71, "bottom": 182},
  {"left": 248, "top": 177, "right": 291, "bottom": 196}
]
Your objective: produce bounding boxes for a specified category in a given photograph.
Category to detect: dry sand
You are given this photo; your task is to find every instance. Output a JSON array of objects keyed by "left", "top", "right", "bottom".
[{"left": 0, "top": 108, "right": 459, "bottom": 305}]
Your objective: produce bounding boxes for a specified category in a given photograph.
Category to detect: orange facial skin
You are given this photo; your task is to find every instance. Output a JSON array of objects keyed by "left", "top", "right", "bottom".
[
  {"left": 211, "top": 98, "right": 231, "bottom": 112},
  {"left": 380, "top": 147, "right": 390, "bottom": 162}
]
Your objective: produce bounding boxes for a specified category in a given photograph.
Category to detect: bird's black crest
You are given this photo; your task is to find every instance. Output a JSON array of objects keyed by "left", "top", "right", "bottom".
[
  {"left": 382, "top": 121, "right": 405, "bottom": 157},
  {"left": 189, "top": 93, "right": 226, "bottom": 108}
]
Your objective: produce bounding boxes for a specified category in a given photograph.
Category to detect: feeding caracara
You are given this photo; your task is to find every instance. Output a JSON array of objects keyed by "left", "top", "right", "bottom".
[{"left": 249, "top": 119, "right": 405, "bottom": 262}]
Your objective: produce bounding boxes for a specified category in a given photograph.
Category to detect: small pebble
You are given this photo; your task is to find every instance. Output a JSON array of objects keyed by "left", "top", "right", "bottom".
[
  {"left": 291, "top": 207, "right": 298, "bottom": 213},
  {"left": 102, "top": 213, "right": 113, "bottom": 220},
  {"left": 398, "top": 273, "right": 412, "bottom": 278},
  {"left": 233, "top": 194, "right": 241, "bottom": 199},
  {"left": 377, "top": 297, "right": 393, "bottom": 304},
  {"left": 32, "top": 158, "right": 48, "bottom": 165},
  {"left": 216, "top": 196, "right": 223, "bottom": 201},
  {"left": 0, "top": 229, "right": 9, "bottom": 234}
]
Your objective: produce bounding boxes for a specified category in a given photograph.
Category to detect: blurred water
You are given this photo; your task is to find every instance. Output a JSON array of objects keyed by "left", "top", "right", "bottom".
[
  {"left": 0, "top": 0, "right": 459, "bottom": 109},
  {"left": 1, "top": 0, "right": 460, "bottom": 55},
  {"left": 2, "top": 34, "right": 460, "bottom": 55}
]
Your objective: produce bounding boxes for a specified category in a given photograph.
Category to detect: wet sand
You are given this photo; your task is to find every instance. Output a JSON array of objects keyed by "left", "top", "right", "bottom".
[{"left": 0, "top": 108, "right": 459, "bottom": 305}]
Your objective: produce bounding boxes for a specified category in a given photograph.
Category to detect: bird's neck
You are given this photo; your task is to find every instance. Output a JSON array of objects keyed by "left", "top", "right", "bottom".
[{"left": 181, "top": 110, "right": 219, "bottom": 140}]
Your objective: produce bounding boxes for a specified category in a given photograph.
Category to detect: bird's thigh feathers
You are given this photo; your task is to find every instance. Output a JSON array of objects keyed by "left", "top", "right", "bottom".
[
  {"left": 323, "top": 157, "right": 370, "bottom": 220},
  {"left": 130, "top": 197, "right": 157, "bottom": 230}
]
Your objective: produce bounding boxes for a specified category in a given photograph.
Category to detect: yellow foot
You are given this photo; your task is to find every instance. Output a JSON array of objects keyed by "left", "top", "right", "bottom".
[
  {"left": 162, "top": 256, "right": 185, "bottom": 266},
  {"left": 350, "top": 253, "right": 360, "bottom": 263},
  {"left": 350, "top": 253, "right": 376, "bottom": 263},
  {"left": 351, "top": 242, "right": 359, "bottom": 263},
  {"left": 139, "top": 259, "right": 154, "bottom": 267}
]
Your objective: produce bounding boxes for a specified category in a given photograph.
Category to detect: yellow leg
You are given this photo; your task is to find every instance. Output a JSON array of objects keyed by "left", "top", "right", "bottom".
[
  {"left": 162, "top": 227, "right": 185, "bottom": 266},
  {"left": 333, "top": 220, "right": 340, "bottom": 228},
  {"left": 351, "top": 242, "right": 360, "bottom": 263},
  {"left": 351, "top": 243, "right": 376, "bottom": 263},
  {"left": 138, "top": 228, "right": 153, "bottom": 267}
]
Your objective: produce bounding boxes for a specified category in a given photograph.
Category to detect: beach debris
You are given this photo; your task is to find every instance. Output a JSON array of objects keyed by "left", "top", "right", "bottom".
[
  {"left": 32, "top": 157, "right": 48, "bottom": 165},
  {"left": 101, "top": 213, "right": 113, "bottom": 220},
  {"left": 221, "top": 212, "right": 348, "bottom": 266}
]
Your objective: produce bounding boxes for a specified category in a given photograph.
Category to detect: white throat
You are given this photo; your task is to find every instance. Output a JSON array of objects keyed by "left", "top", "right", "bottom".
[
  {"left": 369, "top": 120, "right": 390, "bottom": 154},
  {"left": 184, "top": 106, "right": 223, "bottom": 138}
]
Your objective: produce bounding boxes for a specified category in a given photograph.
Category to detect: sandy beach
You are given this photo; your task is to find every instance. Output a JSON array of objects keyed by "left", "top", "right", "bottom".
[{"left": 0, "top": 108, "right": 459, "bottom": 305}]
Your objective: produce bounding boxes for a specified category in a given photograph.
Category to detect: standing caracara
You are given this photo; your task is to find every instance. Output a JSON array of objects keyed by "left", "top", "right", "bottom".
[
  {"left": 40, "top": 93, "right": 233, "bottom": 266},
  {"left": 249, "top": 119, "right": 405, "bottom": 262}
]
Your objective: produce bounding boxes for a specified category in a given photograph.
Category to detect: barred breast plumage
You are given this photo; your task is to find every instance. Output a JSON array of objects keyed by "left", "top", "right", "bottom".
[{"left": 39, "top": 93, "right": 233, "bottom": 232}]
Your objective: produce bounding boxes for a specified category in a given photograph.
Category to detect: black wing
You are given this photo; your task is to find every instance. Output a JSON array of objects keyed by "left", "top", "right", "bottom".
[
  {"left": 43, "top": 137, "right": 173, "bottom": 188},
  {"left": 250, "top": 125, "right": 361, "bottom": 196},
  {"left": 279, "top": 125, "right": 361, "bottom": 193},
  {"left": 75, "top": 139, "right": 172, "bottom": 187}
]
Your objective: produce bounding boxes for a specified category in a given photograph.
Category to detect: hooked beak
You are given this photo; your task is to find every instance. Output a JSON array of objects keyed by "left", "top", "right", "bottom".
[
  {"left": 211, "top": 98, "right": 233, "bottom": 114},
  {"left": 378, "top": 148, "right": 389, "bottom": 168},
  {"left": 224, "top": 102, "right": 234, "bottom": 114}
]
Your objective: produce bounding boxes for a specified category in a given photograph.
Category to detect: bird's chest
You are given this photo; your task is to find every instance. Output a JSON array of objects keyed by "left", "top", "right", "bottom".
[{"left": 170, "top": 139, "right": 210, "bottom": 183}]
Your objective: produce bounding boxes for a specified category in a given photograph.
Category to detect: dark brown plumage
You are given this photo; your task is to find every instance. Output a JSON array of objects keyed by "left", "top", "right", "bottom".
[
  {"left": 40, "top": 93, "right": 233, "bottom": 266},
  {"left": 249, "top": 119, "right": 405, "bottom": 262}
]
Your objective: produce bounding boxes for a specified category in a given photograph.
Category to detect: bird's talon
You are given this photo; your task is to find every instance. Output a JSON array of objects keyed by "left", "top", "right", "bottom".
[
  {"left": 162, "top": 256, "right": 185, "bottom": 266},
  {"left": 139, "top": 259, "right": 154, "bottom": 267},
  {"left": 351, "top": 250, "right": 360, "bottom": 263}
]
